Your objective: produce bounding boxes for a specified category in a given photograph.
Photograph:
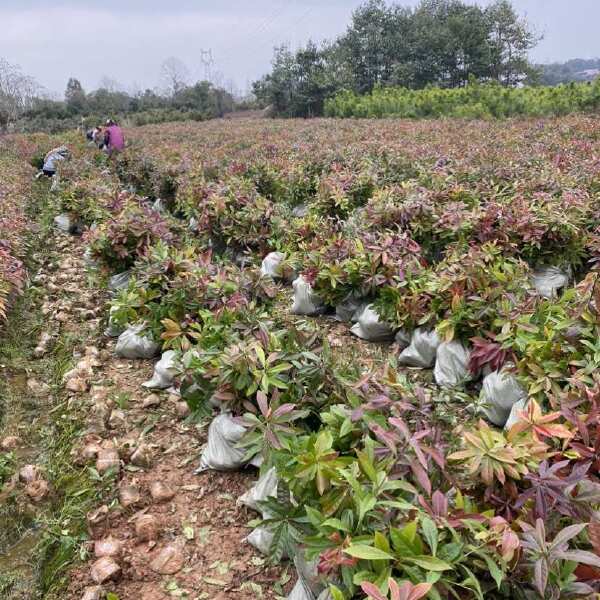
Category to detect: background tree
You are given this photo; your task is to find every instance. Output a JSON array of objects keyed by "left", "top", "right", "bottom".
[
  {"left": 253, "top": 42, "right": 334, "bottom": 118},
  {"left": 253, "top": 46, "right": 296, "bottom": 116},
  {"left": 485, "top": 0, "right": 540, "bottom": 85},
  {"left": 65, "top": 77, "right": 87, "bottom": 114},
  {"left": 0, "top": 58, "right": 41, "bottom": 127},
  {"left": 255, "top": 0, "right": 540, "bottom": 117},
  {"left": 172, "top": 80, "right": 234, "bottom": 118},
  {"left": 160, "top": 57, "right": 190, "bottom": 97},
  {"left": 537, "top": 58, "right": 600, "bottom": 86},
  {"left": 335, "top": 0, "right": 409, "bottom": 93}
]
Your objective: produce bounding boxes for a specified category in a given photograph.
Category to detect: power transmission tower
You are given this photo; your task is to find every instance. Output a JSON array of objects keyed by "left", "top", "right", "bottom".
[{"left": 200, "top": 49, "right": 215, "bottom": 82}]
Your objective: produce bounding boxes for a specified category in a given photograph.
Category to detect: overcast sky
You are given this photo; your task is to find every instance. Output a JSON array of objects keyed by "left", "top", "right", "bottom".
[{"left": 1, "top": 0, "right": 599, "bottom": 97}]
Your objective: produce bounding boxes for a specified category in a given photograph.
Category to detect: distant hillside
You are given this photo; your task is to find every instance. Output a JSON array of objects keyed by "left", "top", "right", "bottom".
[{"left": 539, "top": 58, "right": 600, "bottom": 86}]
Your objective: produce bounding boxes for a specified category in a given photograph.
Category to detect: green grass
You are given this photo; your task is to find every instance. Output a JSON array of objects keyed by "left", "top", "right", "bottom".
[{"left": 0, "top": 175, "right": 114, "bottom": 599}]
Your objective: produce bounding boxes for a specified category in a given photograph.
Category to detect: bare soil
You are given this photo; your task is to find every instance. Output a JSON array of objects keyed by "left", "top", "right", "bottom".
[{"left": 0, "top": 226, "right": 290, "bottom": 599}]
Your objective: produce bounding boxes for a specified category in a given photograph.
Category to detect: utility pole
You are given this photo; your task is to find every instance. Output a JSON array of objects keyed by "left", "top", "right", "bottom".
[{"left": 200, "top": 49, "right": 215, "bottom": 83}]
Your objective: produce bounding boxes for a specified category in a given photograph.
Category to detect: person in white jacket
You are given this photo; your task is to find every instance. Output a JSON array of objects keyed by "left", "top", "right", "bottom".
[{"left": 39, "top": 146, "right": 70, "bottom": 177}]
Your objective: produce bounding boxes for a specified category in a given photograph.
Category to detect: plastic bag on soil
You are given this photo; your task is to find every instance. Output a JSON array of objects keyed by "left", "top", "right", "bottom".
[
  {"left": 238, "top": 467, "right": 278, "bottom": 514},
  {"left": 287, "top": 554, "right": 325, "bottom": 600},
  {"left": 108, "top": 271, "right": 131, "bottom": 292},
  {"left": 434, "top": 341, "right": 471, "bottom": 388},
  {"left": 115, "top": 324, "right": 159, "bottom": 359},
  {"left": 292, "top": 204, "right": 309, "bottom": 218},
  {"left": 83, "top": 248, "right": 98, "bottom": 268},
  {"left": 395, "top": 329, "right": 411, "bottom": 350},
  {"left": 246, "top": 527, "right": 275, "bottom": 555},
  {"left": 335, "top": 293, "right": 367, "bottom": 323},
  {"left": 287, "top": 582, "right": 332, "bottom": 600},
  {"left": 398, "top": 328, "right": 440, "bottom": 368},
  {"left": 104, "top": 306, "right": 125, "bottom": 338},
  {"left": 142, "top": 350, "right": 180, "bottom": 390},
  {"left": 480, "top": 367, "right": 526, "bottom": 427},
  {"left": 532, "top": 266, "right": 570, "bottom": 299},
  {"left": 288, "top": 579, "right": 316, "bottom": 600},
  {"left": 197, "top": 413, "right": 261, "bottom": 472},
  {"left": 504, "top": 398, "right": 529, "bottom": 432},
  {"left": 152, "top": 198, "right": 166, "bottom": 212},
  {"left": 50, "top": 174, "right": 60, "bottom": 193},
  {"left": 291, "top": 276, "right": 325, "bottom": 316},
  {"left": 260, "top": 252, "right": 285, "bottom": 278},
  {"left": 235, "top": 253, "right": 252, "bottom": 269},
  {"left": 350, "top": 305, "right": 395, "bottom": 342},
  {"left": 54, "top": 214, "right": 72, "bottom": 233}
]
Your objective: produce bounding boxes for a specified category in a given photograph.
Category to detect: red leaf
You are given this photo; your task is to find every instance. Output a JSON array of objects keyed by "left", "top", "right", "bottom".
[
  {"left": 411, "top": 462, "right": 431, "bottom": 496},
  {"left": 589, "top": 521, "right": 600, "bottom": 557},
  {"left": 256, "top": 391, "right": 269, "bottom": 418},
  {"left": 360, "top": 582, "right": 387, "bottom": 600},
  {"left": 575, "top": 564, "right": 600, "bottom": 581},
  {"left": 432, "top": 490, "right": 448, "bottom": 516}
]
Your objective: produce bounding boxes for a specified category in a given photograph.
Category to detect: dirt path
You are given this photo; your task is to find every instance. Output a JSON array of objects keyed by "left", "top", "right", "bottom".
[
  {"left": 60, "top": 232, "right": 289, "bottom": 599},
  {"left": 0, "top": 193, "right": 289, "bottom": 599}
]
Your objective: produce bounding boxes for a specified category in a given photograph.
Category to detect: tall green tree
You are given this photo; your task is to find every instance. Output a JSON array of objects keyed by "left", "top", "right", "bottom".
[
  {"left": 336, "top": 0, "right": 412, "bottom": 93},
  {"left": 255, "top": 0, "right": 540, "bottom": 117},
  {"left": 485, "top": 0, "right": 540, "bottom": 85},
  {"left": 65, "top": 77, "right": 87, "bottom": 113},
  {"left": 253, "top": 42, "right": 334, "bottom": 118}
]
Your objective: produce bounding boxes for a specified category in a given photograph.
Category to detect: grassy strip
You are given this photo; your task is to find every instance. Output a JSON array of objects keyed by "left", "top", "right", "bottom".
[{"left": 0, "top": 178, "right": 113, "bottom": 598}]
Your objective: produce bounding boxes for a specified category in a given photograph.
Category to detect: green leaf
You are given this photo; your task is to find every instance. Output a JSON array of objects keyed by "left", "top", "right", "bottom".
[
  {"left": 358, "top": 495, "right": 377, "bottom": 524},
  {"left": 461, "top": 565, "right": 485, "bottom": 600},
  {"left": 339, "top": 418, "right": 353, "bottom": 438},
  {"left": 374, "top": 531, "right": 391, "bottom": 554},
  {"left": 344, "top": 544, "right": 394, "bottom": 561},
  {"left": 383, "top": 479, "right": 417, "bottom": 495},
  {"left": 425, "top": 580, "right": 442, "bottom": 600},
  {"left": 305, "top": 505, "right": 324, "bottom": 528},
  {"left": 315, "top": 430, "right": 333, "bottom": 454},
  {"left": 380, "top": 499, "right": 417, "bottom": 512},
  {"left": 321, "top": 518, "right": 350, "bottom": 532},
  {"left": 268, "top": 376, "right": 289, "bottom": 389},
  {"left": 477, "top": 552, "right": 504, "bottom": 590},
  {"left": 357, "top": 449, "right": 377, "bottom": 484},
  {"left": 403, "top": 520, "right": 417, "bottom": 543},
  {"left": 421, "top": 516, "right": 438, "bottom": 557},
  {"left": 255, "top": 345, "right": 266, "bottom": 366},
  {"left": 390, "top": 521, "right": 423, "bottom": 556},
  {"left": 438, "top": 541, "right": 463, "bottom": 562},
  {"left": 404, "top": 555, "right": 452, "bottom": 571},
  {"left": 329, "top": 585, "right": 347, "bottom": 600}
]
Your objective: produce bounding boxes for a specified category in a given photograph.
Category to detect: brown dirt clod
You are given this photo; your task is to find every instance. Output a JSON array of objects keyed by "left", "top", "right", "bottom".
[
  {"left": 149, "top": 542, "right": 186, "bottom": 575},
  {"left": 135, "top": 514, "right": 159, "bottom": 542},
  {"left": 90, "top": 556, "right": 121, "bottom": 584}
]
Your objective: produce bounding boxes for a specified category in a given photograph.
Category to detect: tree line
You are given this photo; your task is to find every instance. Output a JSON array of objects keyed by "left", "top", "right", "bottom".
[
  {"left": 253, "top": 0, "right": 539, "bottom": 118},
  {"left": 538, "top": 58, "right": 600, "bottom": 86},
  {"left": 0, "top": 57, "right": 240, "bottom": 133}
]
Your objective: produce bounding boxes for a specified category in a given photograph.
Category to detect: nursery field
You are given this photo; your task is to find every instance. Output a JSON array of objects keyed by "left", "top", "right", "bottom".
[
  {"left": 325, "top": 80, "right": 600, "bottom": 119},
  {"left": 3, "top": 114, "right": 600, "bottom": 599}
]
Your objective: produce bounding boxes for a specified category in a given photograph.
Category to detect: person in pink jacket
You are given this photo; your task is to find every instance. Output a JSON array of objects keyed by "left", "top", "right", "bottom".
[{"left": 103, "top": 119, "right": 125, "bottom": 157}]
